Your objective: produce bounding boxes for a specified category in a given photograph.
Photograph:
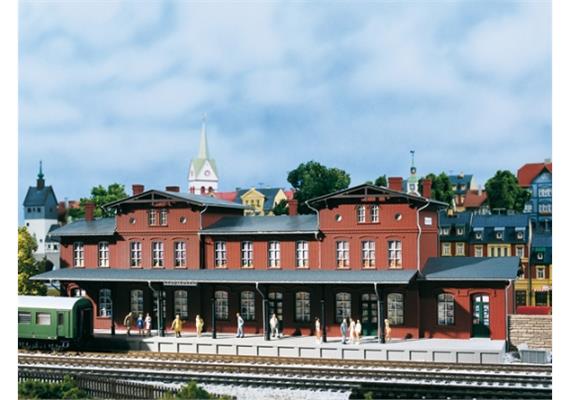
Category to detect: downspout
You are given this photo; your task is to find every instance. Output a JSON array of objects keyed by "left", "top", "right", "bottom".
[
  {"left": 374, "top": 282, "right": 385, "bottom": 343},
  {"left": 306, "top": 201, "right": 321, "bottom": 269},
  {"left": 147, "top": 281, "right": 163, "bottom": 337},
  {"left": 199, "top": 205, "right": 209, "bottom": 270},
  {"left": 416, "top": 199, "right": 431, "bottom": 271},
  {"left": 505, "top": 279, "right": 514, "bottom": 347},
  {"left": 255, "top": 282, "right": 269, "bottom": 341}
]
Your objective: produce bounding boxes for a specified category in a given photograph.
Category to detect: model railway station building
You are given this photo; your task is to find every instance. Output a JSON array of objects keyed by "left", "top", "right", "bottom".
[{"left": 32, "top": 179, "right": 521, "bottom": 342}]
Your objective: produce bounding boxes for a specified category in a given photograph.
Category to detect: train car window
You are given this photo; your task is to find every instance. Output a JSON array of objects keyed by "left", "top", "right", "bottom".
[
  {"left": 36, "top": 312, "right": 51, "bottom": 325},
  {"left": 18, "top": 312, "right": 31, "bottom": 324},
  {"left": 57, "top": 313, "right": 64, "bottom": 325}
]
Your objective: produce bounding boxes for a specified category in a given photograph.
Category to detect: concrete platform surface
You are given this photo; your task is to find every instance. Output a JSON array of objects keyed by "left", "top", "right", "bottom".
[{"left": 93, "top": 329, "right": 506, "bottom": 364}]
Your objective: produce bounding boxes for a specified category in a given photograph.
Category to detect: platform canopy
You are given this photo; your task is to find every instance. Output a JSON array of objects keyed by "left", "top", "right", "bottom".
[
  {"left": 421, "top": 257, "right": 522, "bottom": 281},
  {"left": 31, "top": 268, "right": 417, "bottom": 285}
]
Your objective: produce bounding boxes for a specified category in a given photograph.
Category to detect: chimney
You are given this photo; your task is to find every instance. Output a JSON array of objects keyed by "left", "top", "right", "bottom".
[
  {"left": 388, "top": 177, "right": 403, "bottom": 192},
  {"left": 165, "top": 186, "right": 180, "bottom": 193},
  {"left": 132, "top": 184, "right": 144, "bottom": 196},
  {"left": 422, "top": 178, "right": 432, "bottom": 199},
  {"left": 288, "top": 199, "right": 298, "bottom": 216},
  {"left": 84, "top": 201, "right": 95, "bottom": 222}
]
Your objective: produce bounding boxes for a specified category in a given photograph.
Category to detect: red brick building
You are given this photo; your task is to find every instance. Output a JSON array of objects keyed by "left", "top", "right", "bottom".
[{"left": 35, "top": 182, "right": 520, "bottom": 342}]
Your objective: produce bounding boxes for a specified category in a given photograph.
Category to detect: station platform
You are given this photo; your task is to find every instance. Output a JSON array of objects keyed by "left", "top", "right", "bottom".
[{"left": 93, "top": 329, "right": 507, "bottom": 364}]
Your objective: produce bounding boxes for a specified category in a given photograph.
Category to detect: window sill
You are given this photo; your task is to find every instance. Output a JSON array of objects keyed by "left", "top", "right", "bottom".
[
  {"left": 268, "top": 266, "right": 282, "bottom": 269},
  {"left": 215, "top": 266, "right": 228, "bottom": 269},
  {"left": 241, "top": 265, "right": 254, "bottom": 269},
  {"left": 336, "top": 266, "right": 351, "bottom": 270},
  {"left": 296, "top": 266, "right": 309, "bottom": 270},
  {"left": 130, "top": 266, "right": 143, "bottom": 269},
  {"left": 174, "top": 266, "right": 187, "bottom": 269},
  {"left": 362, "top": 266, "right": 376, "bottom": 270}
]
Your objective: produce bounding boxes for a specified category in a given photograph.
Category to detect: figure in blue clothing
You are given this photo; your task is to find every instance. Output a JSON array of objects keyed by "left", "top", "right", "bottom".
[
  {"left": 340, "top": 318, "right": 348, "bottom": 344},
  {"left": 236, "top": 313, "right": 245, "bottom": 338},
  {"left": 136, "top": 314, "right": 144, "bottom": 336}
]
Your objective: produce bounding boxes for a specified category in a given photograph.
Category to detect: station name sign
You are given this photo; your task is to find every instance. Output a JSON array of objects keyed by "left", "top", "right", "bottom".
[{"left": 164, "top": 280, "right": 198, "bottom": 287}]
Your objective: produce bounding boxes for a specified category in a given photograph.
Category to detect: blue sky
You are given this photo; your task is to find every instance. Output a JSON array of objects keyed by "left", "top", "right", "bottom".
[{"left": 18, "top": 1, "right": 551, "bottom": 221}]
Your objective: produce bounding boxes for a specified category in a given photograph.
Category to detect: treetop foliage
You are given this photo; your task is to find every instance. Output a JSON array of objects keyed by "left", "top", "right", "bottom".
[
  {"left": 68, "top": 183, "right": 128, "bottom": 220},
  {"left": 18, "top": 227, "right": 47, "bottom": 296}
]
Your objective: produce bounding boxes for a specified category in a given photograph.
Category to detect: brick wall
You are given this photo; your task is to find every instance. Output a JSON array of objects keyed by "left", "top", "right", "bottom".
[{"left": 508, "top": 315, "right": 552, "bottom": 349}]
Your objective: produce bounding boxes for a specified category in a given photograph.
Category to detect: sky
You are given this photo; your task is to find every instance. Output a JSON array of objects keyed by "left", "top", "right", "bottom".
[{"left": 18, "top": 1, "right": 552, "bottom": 222}]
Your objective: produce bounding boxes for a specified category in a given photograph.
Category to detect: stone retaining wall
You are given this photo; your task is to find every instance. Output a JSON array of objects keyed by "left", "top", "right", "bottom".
[{"left": 508, "top": 314, "right": 552, "bottom": 349}]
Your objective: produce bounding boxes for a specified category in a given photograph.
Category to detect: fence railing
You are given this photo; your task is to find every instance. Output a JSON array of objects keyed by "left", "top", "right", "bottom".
[{"left": 18, "top": 369, "right": 176, "bottom": 399}]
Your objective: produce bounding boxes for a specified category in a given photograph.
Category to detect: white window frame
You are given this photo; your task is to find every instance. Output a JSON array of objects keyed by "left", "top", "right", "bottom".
[
  {"left": 442, "top": 227, "right": 450, "bottom": 236},
  {"left": 73, "top": 242, "right": 84, "bottom": 267},
  {"left": 336, "top": 241, "right": 350, "bottom": 268},
  {"left": 515, "top": 245, "right": 524, "bottom": 258},
  {"left": 437, "top": 293, "right": 455, "bottom": 325},
  {"left": 36, "top": 312, "right": 52, "bottom": 325},
  {"left": 455, "top": 242, "right": 465, "bottom": 256},
  {"left": 174, "top": 241, "right": 186, "bottom": 268},
  {"left": 357, "top": 205, "right": 366, "bottom": 223},
  {"left": 152, "top": 241, "right": 164, "bottom": 268},
  {"left": 174, "top": 290, "right": 188, "bottom": 319},
  {"left": 537, "top": 252, "right": 544, "bottom": 260},
  {"left": 442, "top": 242, "right": 451, "bottom": 256},
  {"left": 496, "top": 231, "right": 504, "bottom": 240},
  {"left": 295, "top": 292, "right": 311, "bottom": 322},
  {"left": 371, "top": 205, "right": 379, "bottom": 223},
  {"left": 456, "top": 227, "right": 464, "bottom": 236},
  {"left": 130, "top": 241, "right": 142, "bottom": 268},
  {"left": 335, "top": 292, "right": 351, "bottom": 323},
  {"left": 98, "top": 241, "right": 109, "bottom": 268},
  {"left": 388, "top": 240, "right": 402, "bottom": 268},
  {"left": 387, "top": 293, "right": 404, "bottom": 325},
  {"left": 130, "top": 289, "right": 144, "bottom": 315},
  {"left": 296, "top": 241, "right": 309, "bottom": 268},
  {"left": 240, "top": 291, "right": 256, "bottom": 321},
  {"left": 215, "top": 241, "right": 227, "bottom": 268},
  {"left": 148, "top": 209, "right": 157, "bottom": 226},
  {"left": 536, "top": 266, "right": 546, "bottom": 279},
  {"left": 268, "top": 241, "right": 281, "bottom": 268},
  {"left": 474, "top": 246, "right": 483, "bottom": 257},
  {"left": 98, "top": 288, "right": 112, "bottom": 317},
  {"left": 159, "top": 208, "right": 168, "bottom": 226},
  {"left": 361, "top": 240, "right": 376, "bottom": 268},
  {"left": 475, "top": 231, "right": 483, "bottom": 240},
  {"left": 215, "top": 290, "right": 229, "bottom": 320},
  {"left": 241, "top": 241, "right": 253, "bottom": 268}
]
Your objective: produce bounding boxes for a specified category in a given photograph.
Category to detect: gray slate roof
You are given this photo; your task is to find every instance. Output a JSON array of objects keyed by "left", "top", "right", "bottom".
[
  {"left": 203, "top": 215, "right": 318, "bottom": 234},
  {"left": 31, "top": 268, "right": 417, "bottom": 284},
  {"left": 421, "top": 257, "right": 521, "bottom": 281},
  {"left": 23, "top": 185, "right": 58, "bottom": 207},
  {"left": 470, "top": 214, "right": 530, "bottom": 244},
  {"left": 531, "top": 233, "right": 552, "bottom": 264},
  {"left": 103, "top": 190, "right": 248, "bottom": 210},
  {"left": 48, "top": 218, "right": 116, "bottom": 237},
  {"left": 448, "top": 175, "right": 473, "bottom": 194},
  {"left": 439, "top": 211, "right": 472, "bottom": 242}
]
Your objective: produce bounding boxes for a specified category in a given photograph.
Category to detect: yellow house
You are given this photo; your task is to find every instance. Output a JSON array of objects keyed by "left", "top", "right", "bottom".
[
  {"left": 237, "top": 188, "right": 289, "bottom": 216},
  {"left": 515, "top": 232, "right": 552, "bottom": 307}
]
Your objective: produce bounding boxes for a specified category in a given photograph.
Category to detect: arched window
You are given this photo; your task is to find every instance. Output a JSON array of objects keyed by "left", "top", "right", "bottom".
[
  {"left": 215, "top": 291, "right": 229, "bottom": 320},
  {"left": 295, "top": 292, "right": 311, "bottom": 322},
  {"left": 268, "top": 291, "right": 283, "bottom": 320},
  {"left": 336, "top": 292, "right": 351, "bottom": 323},
  {"left": 437, "top": 293, "right": 455, "bottom": 325},
  {"left": 240, "top": 291, "right": 255, "bottom": 320},
  {"left": 130, "top": 289, "right": 143, "bottom": 316},
  {"left": 387, "top": 293, "right": 404, "bottom": 325},
  {"left": 99, "top": 288, "right": 112, "bottom": 317},
  {"left": 174, "top": 290, "right": 188, "bottom": 319}
]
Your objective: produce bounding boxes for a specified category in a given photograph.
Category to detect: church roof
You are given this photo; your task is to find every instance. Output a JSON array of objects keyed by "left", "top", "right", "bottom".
[
  {"left": 189, "top": 117, "right": 218, "bottom": 176},
  {"left": 23, "top": 185, "right": 58, "bottom": 207}
]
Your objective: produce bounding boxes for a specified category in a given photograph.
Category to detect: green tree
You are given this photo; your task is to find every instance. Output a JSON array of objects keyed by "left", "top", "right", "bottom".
[
  {"left": 421, "top": 172, "right": 454, "bottom": 205},
  {"left": 18, "top": 375, "right": 89, "bottom": 399},
  {"left": 18, "top": 227, "right": 47, "bottom": 296},
  {"left": 485, "top": 170, "right": 530, "bottom": 212},
  {"left": 287, "top": 161, "right": 350, "bottom": 214},
  {"left": 161, "top": 381, "right": 231, "bottom": 400},
  {"left": 68, "top": 183, "right": 128, "bottom": 220},
  {"left": 272, "top": 199, "right": 289, "bottom": 215},
  {"left": 374, "top": 175, "right": 387, "bottom": 187}
]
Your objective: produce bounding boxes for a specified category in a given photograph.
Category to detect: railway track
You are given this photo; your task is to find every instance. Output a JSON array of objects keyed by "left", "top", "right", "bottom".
[{"left": 18, "top": 351, "right": 551, "bottom": 399}]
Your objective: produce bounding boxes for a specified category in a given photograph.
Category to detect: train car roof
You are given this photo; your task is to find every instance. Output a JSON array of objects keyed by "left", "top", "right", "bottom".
[{"left": 18, "top": 295, "right": 90, "bottom": 311}]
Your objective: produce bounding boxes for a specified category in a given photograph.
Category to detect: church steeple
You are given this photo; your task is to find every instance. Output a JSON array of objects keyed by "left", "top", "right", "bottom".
[
  {"left": 406, "top": 150, "right": 419, "bottom": 195},
  {"left": 37, "top": 160, "right": 45, "bottom": 190},
  {"left": 188, "top": 114, "right": 219, "bottom": 194}
]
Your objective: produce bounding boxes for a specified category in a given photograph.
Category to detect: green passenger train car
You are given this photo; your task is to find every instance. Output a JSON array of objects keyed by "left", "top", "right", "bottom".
[{"left": 18, "top": 295, "right": 93, "bottom": 349}]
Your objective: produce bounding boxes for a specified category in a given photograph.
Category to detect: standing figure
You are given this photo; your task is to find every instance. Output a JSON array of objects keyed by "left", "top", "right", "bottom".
[
  {"left": 340, "top": 318, "right": 348, "bottom": 344},
  {"left": 171, "top": 314, "right": 184, "bottom": 338},
  {"left": 196, "top": 314, "right": 204, "bottom": 338},
  {"left": 136, "top": 314, "right": 144, "bottom": 336},
  {"left": 144, "top": 313, "right": 152, "bottom": 337},
  {"left": 270, "top": 313, "right": 279, "bottom": 338},
  {"left": 314, "top": 317, "right": 322, "bottom": 344},
  {"left": 384, "top": 319, "right": 392, "bottom": 342},
  {"left": 355, "top": 319, "right": 362, "bottom": 344},
  {"left": 123, "top": 312, "right": 133, "bottom": 336},
  {"left": 236, "top": 313, "right": 244, "bottom": 338},
  {"left": 349, "top": 318, "right": 356, "bottom": 344}
]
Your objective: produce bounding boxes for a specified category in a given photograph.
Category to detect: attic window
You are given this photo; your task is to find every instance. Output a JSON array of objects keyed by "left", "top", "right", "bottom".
[
  {"left": 537, "top": 252, "right": 544, "bottom": 260},
  {"left": 517, "top": 231, "right": 524, "bottom": 240},
  {"left": 496, "top": 232, "right": 503, "bottom": 240},
  {"left": 456, "top": 227, "right": 464, "bottom": 235},
  {"left": 442, "top": 227, "right": 450, "bottom": 235},
  {"left": 475, "top": 232, "right": 482, "bottom": 240}
]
